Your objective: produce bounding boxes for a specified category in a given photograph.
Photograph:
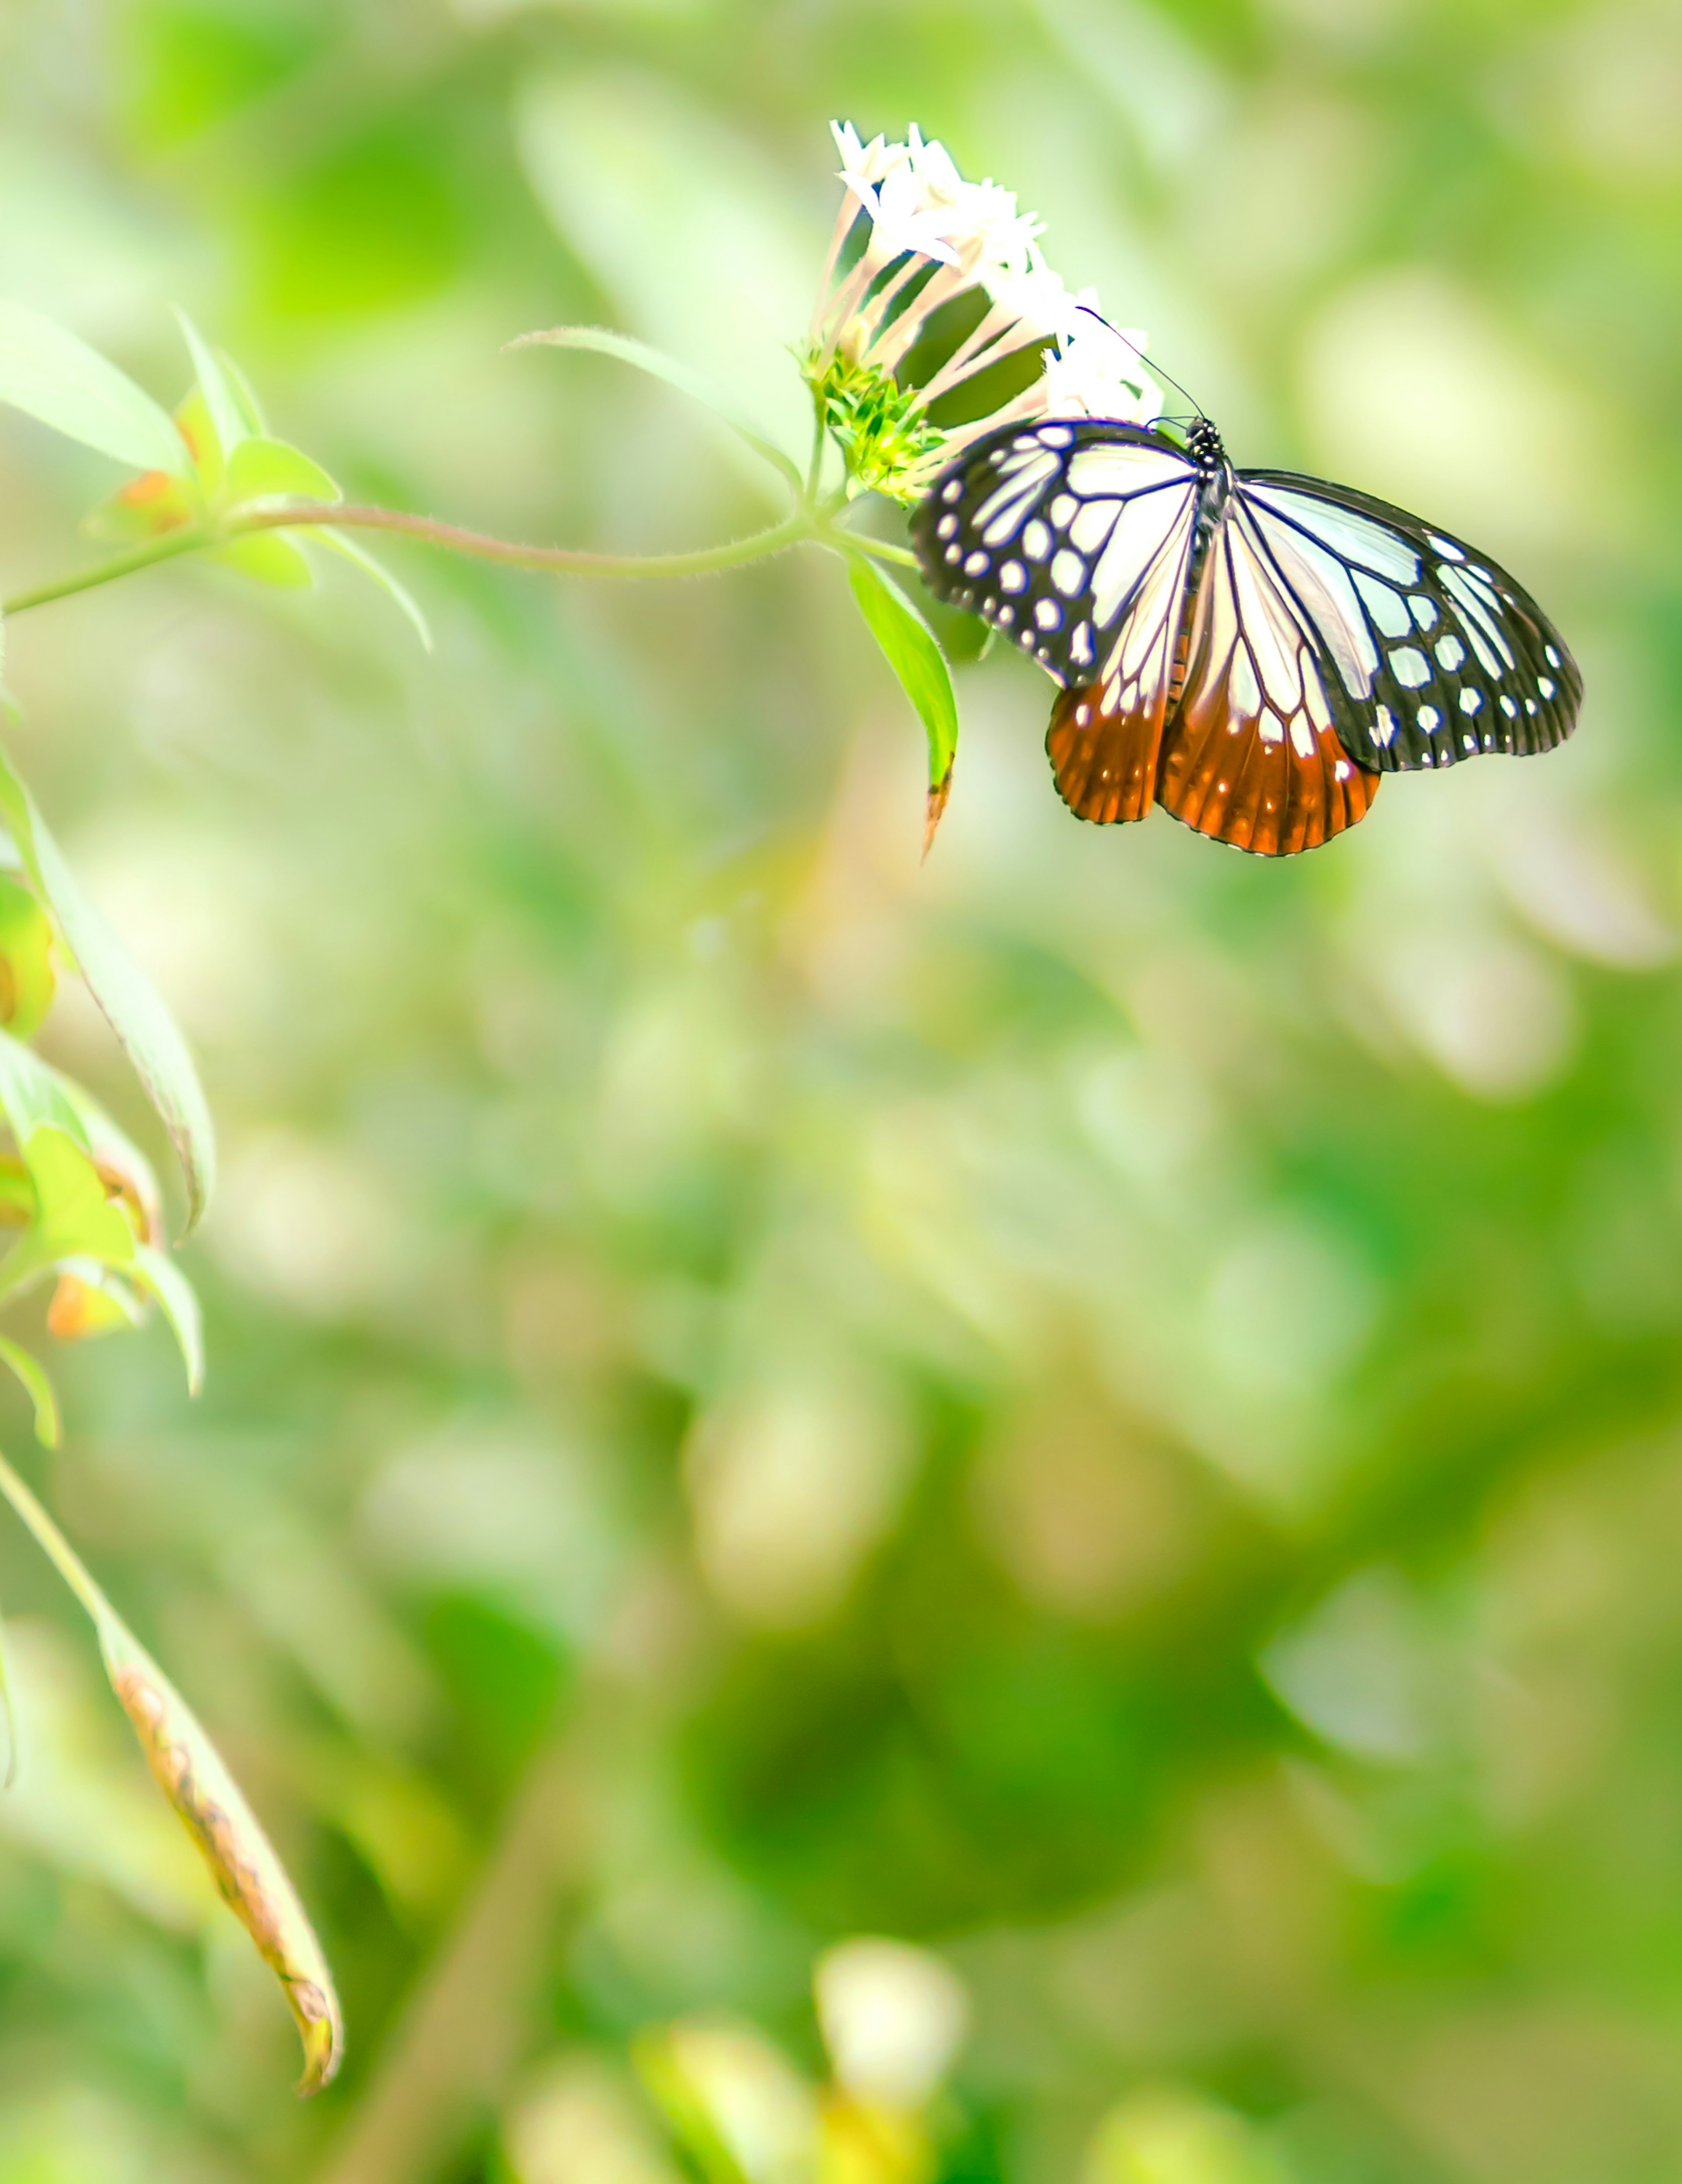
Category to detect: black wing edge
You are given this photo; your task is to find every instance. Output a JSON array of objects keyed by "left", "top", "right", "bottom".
[{"left": 1239, "top": 467, "right": 1584, "bottom": 776}]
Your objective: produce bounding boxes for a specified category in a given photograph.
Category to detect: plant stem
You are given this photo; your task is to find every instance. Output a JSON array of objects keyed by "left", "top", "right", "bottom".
[
  {"left": 0, "top": 1444, "right": 107, "bottom": 1625},
  {"left": 1, "top": 505, "right": 816, "bottom": 619},
  {"left": 2, "top": 526, "right": 217, "bottom": 616}
]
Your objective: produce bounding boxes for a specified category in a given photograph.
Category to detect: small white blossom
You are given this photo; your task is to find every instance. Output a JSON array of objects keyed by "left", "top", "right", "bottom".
[
  {"left": 1041, "top": 307, "right": 1162, "bottom": 425},
  {"left": 808, "top": 125, "right": 1162, "bottom": 503}
]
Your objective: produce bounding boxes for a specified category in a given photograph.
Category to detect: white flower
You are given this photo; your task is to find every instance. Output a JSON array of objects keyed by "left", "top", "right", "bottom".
[
  {"left": 807, "top": 126, "right": 1162, "bottom": 503},
  {"left": 1041, "top": 307, "right": 1162, "bottom": 424}
]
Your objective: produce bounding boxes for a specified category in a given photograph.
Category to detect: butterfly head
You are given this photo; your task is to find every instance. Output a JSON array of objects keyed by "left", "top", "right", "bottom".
[{"left": 1186, "top": 417, "right": 1225, "bottom": 475}]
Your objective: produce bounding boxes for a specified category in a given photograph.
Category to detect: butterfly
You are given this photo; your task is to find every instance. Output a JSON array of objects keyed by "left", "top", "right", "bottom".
[{"left": 911, "top": 415, "right": 1582, "bottom": 856}]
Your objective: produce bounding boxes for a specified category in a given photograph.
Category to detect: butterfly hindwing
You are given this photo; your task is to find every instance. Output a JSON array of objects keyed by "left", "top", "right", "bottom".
[
  {"left": 1237, "top": 471, "right": 1582, "bottom": 774},
  {"left": 1155, "top": 497, "right": 1379, "bottom": 855}
]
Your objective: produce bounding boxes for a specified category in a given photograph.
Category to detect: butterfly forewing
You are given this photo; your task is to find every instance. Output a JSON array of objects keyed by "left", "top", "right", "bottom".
[
  {"left": 1237, "top": 473, "right": 1582, "bottom": 774},
  {"left": 913, "top": 419, "right": 1202, "bottom": 823},
  {"left": 912, "top": 421, "right": 1201, "bottom": 688}
]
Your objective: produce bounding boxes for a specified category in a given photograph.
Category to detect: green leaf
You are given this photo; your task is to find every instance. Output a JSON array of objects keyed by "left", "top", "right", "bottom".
[
  {"left": 509, "top": 324, "right": 803, "bottom": 497},
  {"left": 846, "top": 556, "right": 960, "bottom": 856},
  {"left": 208, "top": 532, "right": 315, "bottom": 588},
  {"left": 222, "top": 436, "right": 341, "bottom": 509},
  {"left": 0, "top": 873, "right": 56, "bottom": 1040},
  {"left": 0, "top": 300, "right": 191, "bottom": 479},
  {"left": 0, "top": 1448, "right": 343, "bottom": 2092},
  {"left": 0, "top": 1028, "right": 92, "bottom": 1153},
  {"left": 0, "top": 748, "right": 216, "bottom": 1233},
  {"left": 0, "top": 1120, "right": 138, "bottom": 1287},
  {"left": 215, "top": 349, "right": 270, "bottom": 437},
  {"left": 133, "top": 1243, "right": 205, "bottom": 1398},
  {"left": 308, "top": 529, "right": 432, "bottom": 651},
  {"left": 0, "top": 1336, "right": 61, "bottom": 1448},
  {"left": 174, "top": 308, "right": 249, "bottom": 465}
]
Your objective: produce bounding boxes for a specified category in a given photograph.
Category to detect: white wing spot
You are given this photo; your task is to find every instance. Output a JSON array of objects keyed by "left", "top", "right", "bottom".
[
  {"left": 1071, "top": 623, "right": 1094, "bottom": 667},
  {"left": 943, "top": 545, "right": 962, "bottom": 565},
  {"left": 1374, "top": 704, "right": 1398, "bottom": 747},
  {"left": 1000, "top": 561, "right": 1027, "bottom": 594},
  {"left": 1463, "top": 734, "right": 1477, "bottom": 750},
  {"left": 1525, "top": 698, "right": 1537, "bottom": 715},
  {"left": 1428, "top": 533, "right": 1464, "bottom": 561},
  {"left": 1410, "top": 595, "right": 1438, "bottom": 630},
  {"left": 941, "top": 479, "right": 964, "bottom": 503},
  {"left": 1539, "top": 676, "right": 1556, "bottom": 700},
  {"left": 964, "top": 551, "right": 989, "bottom": 578},
  {"left": 1049, "top": 493, "right": 1077, "bottom": 526},
  {"left": 1070, "top": 501, "right": 1119, "bottom": 552},
  {"left": 1354, "top": 570, "right": 1411, "bottom": 638},
  {"left": 1391, "top": 646, "right": 1430, "bottom": 688},
  {"left": 1022, "top": 519, "right": 1051, "bottom": 560},
  {"left": 1545, "top": 644, "right": 1561, "bottom": 668},
  {"left": 1418, "top": 704, "right": 1440, "bottom": 732},
  {"left": 1459, "top": 687, "right": 1482, "bottom": 713},
  {"left": 1501, "top": 694, "right": 1517, "bottom": 717},
  {"left": 1076, "top": 702, "right": 1091, "bottom": 725},
  {"left": 1230, "top": 645, "right": 1262, "bottom": 717},
  {"left": 1040, "top": 425, "right": 1074, "bottom": 448},
  {"left": 937, "top": 513, "right": 958, "bottom": 540},
  {"left": 1290, "top": 717, "right": 1316, "bottom": 758},
  {"left": 1335, "top": 759, "right": 1352, "bottom": 779},
  {"left": 1034, "top": 598, "right": 1061, "bottom": 631},
  {"left": 1435, "top": 635, "right": 1466, "bottom": 671},
  {"left": 1050, "top": 549, "right": 1086, "bottom": 596},
  {"left": 998, "top": 604, "right": 1014, "bottom": 626}
]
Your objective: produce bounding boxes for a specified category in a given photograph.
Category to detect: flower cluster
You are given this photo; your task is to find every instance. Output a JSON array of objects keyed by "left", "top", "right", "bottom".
[{"left": 806, "top": 123, "right": 1161, "bottom": 504}]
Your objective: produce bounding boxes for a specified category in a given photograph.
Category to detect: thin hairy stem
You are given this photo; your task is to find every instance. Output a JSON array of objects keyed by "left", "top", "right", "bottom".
[{"left": 1, "top": 505, "right": 814, "bottom": 619}]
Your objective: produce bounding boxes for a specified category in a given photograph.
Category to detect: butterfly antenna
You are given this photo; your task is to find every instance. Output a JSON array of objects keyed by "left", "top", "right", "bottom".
[{"left": 1071, "top": 303, "right": 1206, "bottom": 423}]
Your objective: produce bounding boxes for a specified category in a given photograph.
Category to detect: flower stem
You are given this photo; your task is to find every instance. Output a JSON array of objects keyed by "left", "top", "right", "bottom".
[{"left": 1, "top": 504, "right": 815, "bottom": 619}]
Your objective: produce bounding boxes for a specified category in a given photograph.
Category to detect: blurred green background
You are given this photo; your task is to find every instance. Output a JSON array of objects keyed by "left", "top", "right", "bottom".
[{"left": 2, "top": 0, "right": 1681, "bottom": 2179}]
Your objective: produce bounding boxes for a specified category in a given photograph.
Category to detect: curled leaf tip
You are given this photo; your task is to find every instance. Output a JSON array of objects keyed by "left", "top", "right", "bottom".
[
  {"left": 110, "top": 1652, "right": 345, "bottom": 2093},
  {"left": 922, "top": 765, "right": 953, "bottom": 862}
]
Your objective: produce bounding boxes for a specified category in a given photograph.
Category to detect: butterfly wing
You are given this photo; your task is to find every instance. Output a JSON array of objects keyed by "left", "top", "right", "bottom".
[
  {"left": 913, "top": 420, "right": 1202, "bottom": 822},
  {"left": 1154, "top": 493, "right": 1379, "bottom": 855},
  {"left": 1237, "top": 471, "right": 1583, "bottom": 773}
]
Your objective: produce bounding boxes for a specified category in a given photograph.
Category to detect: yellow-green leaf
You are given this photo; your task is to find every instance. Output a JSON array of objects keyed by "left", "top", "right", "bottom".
[
  {"left": 0, "top": 748, "right": 216, "bottom": 1232},
  {"left": 0, "top": 873, "right": 55, "bottom": 1039},
  {"left": 0, "top": 301, "right": 191, "bottom": 478},
  {"left": 0, "top": 1448, "right": 343, "bottom": 2094},
  {"left": 846, "top": 556, "right": 959, "bottom": 856},
  {"left": 222, "top": 436, "right": 341, "bottom": 510},
  {"left": 133, "top": 1243, "right": 205, "bottom": 1397},
  {"left": 0, "top": 1336, "right": 60, "bottom": 1448},
  {"left": 209, "top": 532, "right": 316, "bottom": 588}
]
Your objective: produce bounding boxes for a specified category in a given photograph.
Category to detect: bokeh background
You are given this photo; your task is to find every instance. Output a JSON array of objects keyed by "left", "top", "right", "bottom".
[{"left": 2, "top": 0, "right": 1681, "bottom": 2179}]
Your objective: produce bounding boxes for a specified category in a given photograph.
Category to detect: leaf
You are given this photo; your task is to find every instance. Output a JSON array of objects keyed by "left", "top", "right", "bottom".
[
  {"left": 0, "top": 1336, "right": 60, "bottom": 1448},
  {"left": 222, "top": 437, "right": 341, "bottom": 510},
  {"left": 846, "top": 556, "right": 961, "bottom": 858},
  {"left": 308, "top": 530, "right": 432, "bottom": 651},
  {"left": 174, "top": 308, "right": 250, "bottom": 466},
  {"left": 509, "top": 324, "right": 803, "bottom": 497},
  {"left": 0, "top": 300, "right": 191, "bottom": 478},
  {"left": 0, "top": 1448, "right": 343, "bottom": 2093},
  {"left": 0, "top": 873, "right": 56, "bottom": 1040},
  {"left": 0, "top": 748, "right": 216, "bottom": 1233},
  {"left": 8, "top": 1129, "right": 138, "bottom": 1281},
  {"left": 46, "top": 1265, "right": 144, "bottom": 1341},
  {"left": 133, "top": 1243, "right": 205, "bottom": 1398},
  {"left": 208, "top": 533, "right": 316, "bottom": 588}
]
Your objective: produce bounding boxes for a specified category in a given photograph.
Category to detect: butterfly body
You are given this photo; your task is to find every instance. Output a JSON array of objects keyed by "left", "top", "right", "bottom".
[{"left": 912, "top": 416, "right": 1581, "bottom": 855}]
